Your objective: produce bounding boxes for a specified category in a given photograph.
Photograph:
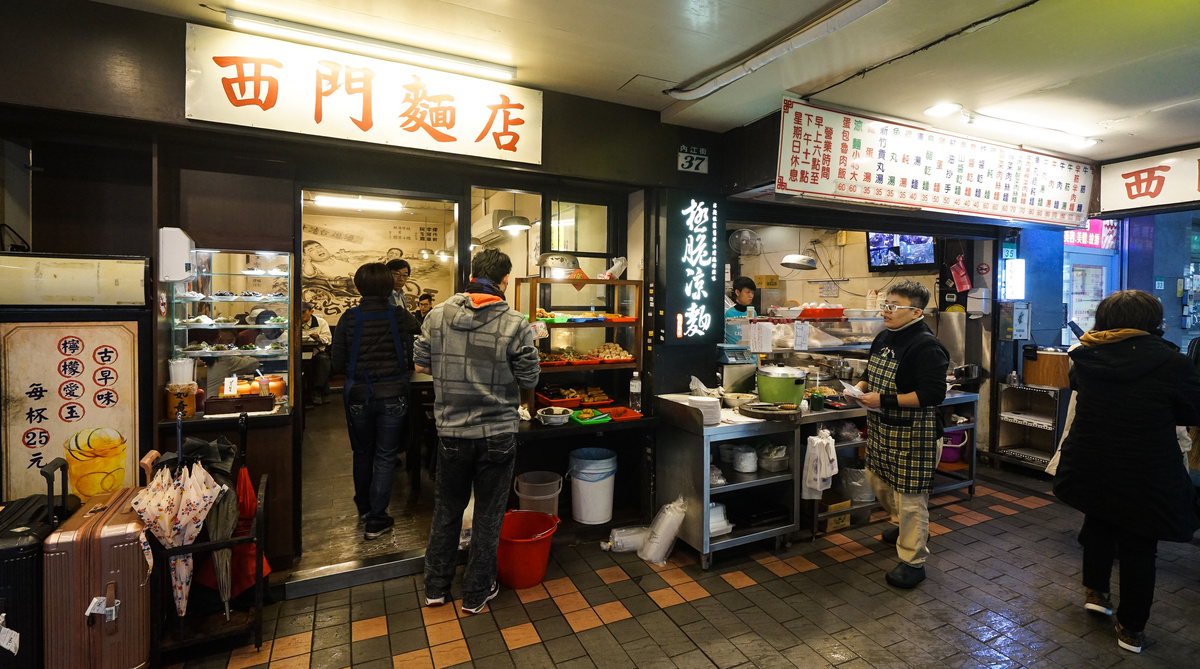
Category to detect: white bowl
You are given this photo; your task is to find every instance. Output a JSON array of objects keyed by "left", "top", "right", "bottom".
[
  {"left": 722, "top": 393, "right": 758, "bottom": 408},
  {"left": 537, "top": 407, "right": 571, "bottom": 425}
]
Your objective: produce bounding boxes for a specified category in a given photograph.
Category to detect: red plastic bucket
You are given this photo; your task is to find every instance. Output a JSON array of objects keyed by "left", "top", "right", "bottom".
[{"left": 496, "top": 510, "right": 559, "bottom": 589}]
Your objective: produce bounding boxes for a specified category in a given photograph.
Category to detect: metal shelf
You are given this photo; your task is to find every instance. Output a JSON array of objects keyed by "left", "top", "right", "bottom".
[
  {"left": 999, "top": 412, "right": 1055, "bottom": 430},
  {"left": 539, "top": 362, "right": 637, "bottom": 373},
  {"left": 944, "top": 422, "right": 975, "bottom": 432},
  {"left": 995, "top": 445, "right": 1053, "bottom": 466},
  {"left": 711, "top": 468, "right": 792, "bottom": 494},
  {"left": 709, "top": 521, "right": 795, "bottom": 550}
]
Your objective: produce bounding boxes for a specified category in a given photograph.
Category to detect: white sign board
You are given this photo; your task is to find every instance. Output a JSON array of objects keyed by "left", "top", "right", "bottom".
[
  {"left": 776, "top": 97, "right": 1094, "bottom": 227},
  {"left": 186, "top": 24, "right": 542, "bottom": 164},
  {"left": 1100, "top": 147, "right": 1200, "bottom": 213}
]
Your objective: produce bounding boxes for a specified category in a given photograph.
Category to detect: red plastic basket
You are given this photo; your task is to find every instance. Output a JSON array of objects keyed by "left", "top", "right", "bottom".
[
  {"left": 599, "top": 406, "right": 642, "bottom": 421},
  {"left": 536, "top": 393, "right": 580, "bottom": 408}
]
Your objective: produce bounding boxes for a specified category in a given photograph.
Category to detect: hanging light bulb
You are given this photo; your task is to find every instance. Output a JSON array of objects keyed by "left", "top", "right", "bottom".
[
  {"left": 419, "top": 248, "right": 433, "bottom": 259},
  {"left": 434, "top": 248, "right": 451, "bottom": 260},
  {"left": 498, "top": 191, "right": 531, "bottom": 231}
]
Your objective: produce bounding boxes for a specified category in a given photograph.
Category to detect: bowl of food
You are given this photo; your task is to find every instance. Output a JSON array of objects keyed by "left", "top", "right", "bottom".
[
  {"left": 721, "top": 393, "right": 758, "bottom": 408},
  {"left": 536, "top": 406, "right": 572, "bottom": 425}
]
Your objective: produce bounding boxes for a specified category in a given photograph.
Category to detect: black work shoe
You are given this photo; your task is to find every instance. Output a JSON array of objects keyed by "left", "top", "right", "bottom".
[
  {"left": 880, "top": 526, "right": 899, "bottom": 545},
  {"left": 885, "top": 562, "right": 926, "bottom": 589},
  {"left": 364, "top": 517, "right": 395, "bottom": 540},
  {"left": 1115, "top": 620, "right": 1144, "bottom": 653},
  {"left": 1085, "top": 588, "right": 1114, "bottom": 616},
  {"left": 461, "top": 581, "right": 500, "bottom": 614}
]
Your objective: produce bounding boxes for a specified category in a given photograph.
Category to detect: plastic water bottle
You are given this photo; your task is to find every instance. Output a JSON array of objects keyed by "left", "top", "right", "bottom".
[{"left": 629, "top": 372, "right": 642, "bottom": 412}]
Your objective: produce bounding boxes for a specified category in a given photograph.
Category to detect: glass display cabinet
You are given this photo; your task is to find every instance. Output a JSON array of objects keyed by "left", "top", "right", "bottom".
[
  {"left": 169, "top": 249, "right": 293, "bottom": 412},
  {"left": 513, "top": 277, "right": 643, "bottom": 372}
]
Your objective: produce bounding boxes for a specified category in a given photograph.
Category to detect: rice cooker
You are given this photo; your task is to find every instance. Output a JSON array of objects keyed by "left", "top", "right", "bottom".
[{"left": 755, "top": 365, "right": 807, "bottom": 404}]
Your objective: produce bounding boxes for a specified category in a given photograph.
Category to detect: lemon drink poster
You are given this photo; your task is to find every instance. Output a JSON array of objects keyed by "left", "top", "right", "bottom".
[{"left": 2, "top": 322, "right": 139, "bottom": 500}]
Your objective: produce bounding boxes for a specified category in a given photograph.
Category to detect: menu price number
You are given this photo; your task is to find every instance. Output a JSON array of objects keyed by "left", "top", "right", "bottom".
[{"left": 677, "top": 145, "right": 709, "bottom": 174}]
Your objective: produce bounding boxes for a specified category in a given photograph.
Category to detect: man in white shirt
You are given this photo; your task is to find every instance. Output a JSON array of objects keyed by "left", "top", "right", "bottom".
[{"left": 301, "top": 301, "right": 333, "bottom": 404}]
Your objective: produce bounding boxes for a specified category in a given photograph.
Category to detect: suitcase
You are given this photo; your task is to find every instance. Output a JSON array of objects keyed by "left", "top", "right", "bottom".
[
  {"left": 43, "top": 485, "right": 150, "bottom": 669},
  {"left": 0, "top": 458, "right": 77, "bottom": 669}
]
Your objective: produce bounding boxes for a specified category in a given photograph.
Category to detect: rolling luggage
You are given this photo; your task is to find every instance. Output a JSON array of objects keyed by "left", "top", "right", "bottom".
[
  {"left": 43, "top": 485, "right": 150, "bottom": 669},
  {"left": 0, "top": 458, "right": 77, "bottom": 669}
]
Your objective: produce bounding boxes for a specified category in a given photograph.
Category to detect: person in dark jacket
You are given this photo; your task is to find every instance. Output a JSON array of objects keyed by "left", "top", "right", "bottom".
[
  {"left": 1054, "top": 289, "right": 1200, "bottom": 654},
  {"left": 331, "top": 263, "right": 421, "bottom": 540},
  {"left": 853, "top": 280, "right": 949, "bottom": 589}
]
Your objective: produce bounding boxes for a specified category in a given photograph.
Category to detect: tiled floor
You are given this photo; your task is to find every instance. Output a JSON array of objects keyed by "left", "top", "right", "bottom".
[{"left": 172, "top": 470, "right": 1200, "bottom": 668}]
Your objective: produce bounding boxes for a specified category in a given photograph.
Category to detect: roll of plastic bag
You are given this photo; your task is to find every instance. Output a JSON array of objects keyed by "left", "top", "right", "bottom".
[
  {"left": 733, "top": 446, "right": 757, "bottom": 473},
  {"left": 600, "top": 525, "right": 650, "bottom": 552},
  {"left": 638, "top": 495, "right": 688, "bottom": 565}
]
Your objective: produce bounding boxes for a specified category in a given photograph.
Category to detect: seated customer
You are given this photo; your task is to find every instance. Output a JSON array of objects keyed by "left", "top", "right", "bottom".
[{"left": 301, "top": 301, "right": 333, "bottom": 404}]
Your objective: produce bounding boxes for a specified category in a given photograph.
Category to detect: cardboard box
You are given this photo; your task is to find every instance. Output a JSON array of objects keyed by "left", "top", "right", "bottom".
[
  {"left": 205, "top": 394, "right": 274, "bottom": 415},
  {"left": 819, "top": 490, "right": 852, "bottom": 533}
]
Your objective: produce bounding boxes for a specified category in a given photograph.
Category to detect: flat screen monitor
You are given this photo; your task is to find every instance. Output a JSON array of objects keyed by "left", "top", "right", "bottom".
[{"left": 867, "top": 233, "right": 937, "bottom": 272}]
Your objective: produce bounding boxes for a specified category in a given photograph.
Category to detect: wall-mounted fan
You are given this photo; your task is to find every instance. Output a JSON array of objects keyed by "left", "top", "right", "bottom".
[{"left": 727, "top": 229, "right": 763, "bottom": 256}]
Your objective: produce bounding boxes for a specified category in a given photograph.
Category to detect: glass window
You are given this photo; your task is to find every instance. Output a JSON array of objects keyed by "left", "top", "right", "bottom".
[
  {"left": 550, "top": 201, "right": 607, "bottom": 254},
  {"left": 470, "top": 188, "right": 541, "bottom": 280}
]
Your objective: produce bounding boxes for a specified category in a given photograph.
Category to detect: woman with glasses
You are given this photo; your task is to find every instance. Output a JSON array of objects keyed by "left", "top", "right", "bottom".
[
  {"left": 852, "top": 280, "right": 949, "bottom": 589},
  {"left": 1053, "top": 289, "right": 1200, "bottom": 654}
]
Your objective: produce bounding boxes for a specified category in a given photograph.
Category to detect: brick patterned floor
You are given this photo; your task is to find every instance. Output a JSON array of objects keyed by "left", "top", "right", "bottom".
[{"left": 173, "top": 471, "right": 1200, "bottom": 668}]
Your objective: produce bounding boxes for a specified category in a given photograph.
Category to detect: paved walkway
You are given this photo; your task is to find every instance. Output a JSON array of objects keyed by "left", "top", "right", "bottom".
[{"left": 174, "top": 471, "right": 1200, "bottom": 668}]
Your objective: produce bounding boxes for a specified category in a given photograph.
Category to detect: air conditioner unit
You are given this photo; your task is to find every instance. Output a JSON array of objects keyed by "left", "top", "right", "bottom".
[{"left": 471, "top": 209, "right": 511, "bottom": 246}]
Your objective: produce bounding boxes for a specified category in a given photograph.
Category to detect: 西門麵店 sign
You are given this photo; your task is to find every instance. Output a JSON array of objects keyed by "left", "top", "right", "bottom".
[
  {"left": 1100, "top": 147, "right": 1200, "bottom": 213},
  {"left": 186, "top": 24, "right": 542, "bottom": 165},
  {"left": 661, "top": 192, "right": 723, "bottom": 345},
  {"left": 2, "top": 322, "right": 140, "bottom": 501},
  {"left": 776, "top": 97, "right": 1094, "bottom": 227}
]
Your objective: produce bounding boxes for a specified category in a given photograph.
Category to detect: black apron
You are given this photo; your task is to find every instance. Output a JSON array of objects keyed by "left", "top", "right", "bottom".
[{"left": 865, "top": 347, "right": 941, "bottom": 494}]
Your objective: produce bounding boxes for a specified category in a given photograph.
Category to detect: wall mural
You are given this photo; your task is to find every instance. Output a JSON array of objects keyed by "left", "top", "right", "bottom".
[{"left": 300, "top": 214, "right": 454, "bottom": 326}]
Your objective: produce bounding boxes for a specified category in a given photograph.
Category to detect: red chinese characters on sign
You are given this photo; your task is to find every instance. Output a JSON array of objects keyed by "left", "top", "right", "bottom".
[
  {"left": 213, "top": 56, "right": 283, "bottom": 110},
  {"left": 474, "top": 94, "right": 524, "bottom": 152},
  {"left": 399, "top": 76, "right": 457, "bottom": 143},
  {"left": 315, "top": 61, "right": 375, "bottom": 131},
  {"left": 1121, "top": 165, "right": 1170, "bottom": 199}
]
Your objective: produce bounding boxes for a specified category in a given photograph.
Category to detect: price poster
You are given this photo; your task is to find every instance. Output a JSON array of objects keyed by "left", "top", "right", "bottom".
[
  {"left": 2, "top": 322, "right": 139, "bottom": 500},
  {"left": 776, "top": 96, "right": 1094, "bottom": 227}
]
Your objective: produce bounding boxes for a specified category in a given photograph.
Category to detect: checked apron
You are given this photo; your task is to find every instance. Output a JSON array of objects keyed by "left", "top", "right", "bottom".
[{"left": 865, "top": 348, "right": 941, "bottom": 494}]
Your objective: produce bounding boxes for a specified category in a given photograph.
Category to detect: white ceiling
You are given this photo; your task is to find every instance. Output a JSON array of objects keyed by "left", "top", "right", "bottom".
[{"left": 95, "top": 0, "right": 1200, "bottom": 164}]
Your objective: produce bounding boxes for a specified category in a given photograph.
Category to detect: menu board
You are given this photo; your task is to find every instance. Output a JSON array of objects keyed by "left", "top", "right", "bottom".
[{"left": 776, "top": 97, "right": 1094, "bottom": 227}]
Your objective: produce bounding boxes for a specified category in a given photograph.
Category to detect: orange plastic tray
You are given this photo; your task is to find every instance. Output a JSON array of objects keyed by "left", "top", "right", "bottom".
[{"left": 599, "top": 406, "right": 643, "bottom": 421}]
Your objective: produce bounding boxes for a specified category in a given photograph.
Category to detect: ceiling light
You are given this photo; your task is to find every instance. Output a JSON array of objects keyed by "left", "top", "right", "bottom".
[
  {"left": 434, "top": 249, "right": 451, "bottom": 260},
  {"left": 225, "top": 9, "right": 516, "bottom": 81},
  {"left": 419, "top": 248, "right": 433, "bottom": 259},
  {"left": 959, "top": 110, "right": 1099, "bottom": 151},
  {"left": 923, "top": 102, "right": 962, "bottom": 117},
  {"left": 781, "top": 254, "right": 818, "bottom": 270},
  {"left": 498, "top": 191, "right": 531, "bottom": 231},
  {"left": 312, "top": 195, "right": 404, "bottom": 212}
]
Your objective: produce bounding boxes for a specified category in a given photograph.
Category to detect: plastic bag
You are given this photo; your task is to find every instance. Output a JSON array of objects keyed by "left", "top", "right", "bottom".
[
  {"left": 802, "top": 429, "right": 837, "bottom": 499},
  {"left": 689, "top": 376, "right": 721, "bottom": 398},
  {"left": 600, "top": 525, "right": 649, "bottom": 552},
  {"left": 709, "top": 464, "right": 727, "bottom": 486},
  {"left": 458, "top": 493, "right": 475, "bottom": 549},
  {"left": 834, "top": 420, "right": 861, "bottom": 443},
  {"left": 638, "top": 495, "right": 687, "bottom": 565},
  {"left": 837, "top": 459, "right": 874, "bottom": 503}
]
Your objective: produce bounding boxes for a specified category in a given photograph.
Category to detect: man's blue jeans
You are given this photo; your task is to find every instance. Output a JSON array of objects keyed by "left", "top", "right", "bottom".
[
  {"left": 424, "top": 434, "right": 516, "bottom": 607},
  {"left": 346, "top": 396, "right": 408, "bottom": 524}
]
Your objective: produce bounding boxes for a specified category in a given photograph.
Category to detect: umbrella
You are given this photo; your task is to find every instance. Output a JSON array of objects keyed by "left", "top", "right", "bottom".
[
  {"left": 203, "top": 481, "right": 239, "bottom": 618},
  {"left": 131, "top": 462, "right": 224, "bottom": 617}
]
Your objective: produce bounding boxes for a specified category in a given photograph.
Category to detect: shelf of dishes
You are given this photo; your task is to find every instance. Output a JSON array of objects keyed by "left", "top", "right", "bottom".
[
  {"left": 176, "top": 317, "right": 288, "bottom": 327},
  {"left": 532, "top": 309, "right": 637, "bottom": 324},
  {"left": 539, "top": 343, "right": 634, "bottom": 367},
  {"left": 176, "top": 291, "right": 288, "bottom": 302},
  {"left": 174, "top": 347, "right": 288, "bottom": 358}
]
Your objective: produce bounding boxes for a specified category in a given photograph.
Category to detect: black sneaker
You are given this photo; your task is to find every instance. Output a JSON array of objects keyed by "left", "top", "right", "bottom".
[
  {"left": 461, "top": 582, "right": 499, "bottom": 614},
  {"left": 1085, "top": 588, "right": 1114, "bottom": 616},
  {"left": 885, "top": 562, "right": 926, "bottom": 589},
  {"left": 364, "top": 517, "right": 394, "bottom": 540},
  {"left": 880, "top": 526, "right": 899, "bottom": 545},
  {"left": 1115, "top": 620, "right": 1144, "bottom": 653}
]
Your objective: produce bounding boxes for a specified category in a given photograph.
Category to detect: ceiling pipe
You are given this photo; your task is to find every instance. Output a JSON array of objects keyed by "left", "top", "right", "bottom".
[{"left": 664, "top": 0, "right": 890, "bottom": 102}]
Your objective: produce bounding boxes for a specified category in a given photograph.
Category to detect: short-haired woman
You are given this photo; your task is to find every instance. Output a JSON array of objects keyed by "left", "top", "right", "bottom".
[
  {"left": 331, "top": 262, "right": 421, "bottom": 540},
  {"left": 1054, "top": 289, "right": 1200, "bottom": 653}
]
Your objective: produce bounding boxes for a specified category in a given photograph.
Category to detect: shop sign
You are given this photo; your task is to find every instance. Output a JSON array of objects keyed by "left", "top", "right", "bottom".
[
  {"left": 1064, "top": 218, "right": 1118, "bottom": 250},
  {"left": 2, "top": 322, "right": 139, "bottom": 500},
  {"left": 662, "top": 192, "right": 723, "bottom": 345},
  {"left": 677, "top": 145, "right": 709, "bottom": 173},
  {"left": 1100, "top": 147, "right": 1200, "bottom": 213},
  {"left": 185, "top": 24, "right": 542, "bottom": 165},
  {"left": 776, "top": 97, "right": 1093, "bottom": 227}
]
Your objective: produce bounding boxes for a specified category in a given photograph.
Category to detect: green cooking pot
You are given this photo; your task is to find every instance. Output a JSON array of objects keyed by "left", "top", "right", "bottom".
[{"left": 756, "top": 366, "right": 807, "bottom": 404}]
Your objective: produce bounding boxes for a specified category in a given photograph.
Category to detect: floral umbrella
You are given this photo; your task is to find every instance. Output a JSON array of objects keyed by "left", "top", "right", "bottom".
[{"left": 132, "top": 462, "right": 224, "bottom": 617}]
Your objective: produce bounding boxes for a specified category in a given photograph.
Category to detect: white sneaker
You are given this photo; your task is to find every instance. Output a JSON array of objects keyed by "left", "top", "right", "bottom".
[{"left": 461, "top": 582, "right": 499, "bottom": 614}]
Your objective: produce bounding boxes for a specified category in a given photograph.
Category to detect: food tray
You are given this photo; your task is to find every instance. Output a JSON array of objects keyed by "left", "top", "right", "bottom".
[
  {"left": 177, "top": 321, "right": 215, "bottom": 328},
  {"left": 567, "top": 357, "right": 597, "bottom": 365},
  {"left": 604, "top": 316, "right": 637, "bottom": 323},
  {"left": 599, "top": 407, "right": 642, "bottom": 421},
  {"left": 539, "top": 359, "right": 568, "bottom": 366},
  {"left": 568, "top": 317, "right": 604, "bottom": 322},
  {"left": 599, "top": 357, "right": 635, "bottom": 364},
  {"left": 570, "top": 410, "right": 612, "bottom": 425},
  {"left": 209, "top": 295, "right": 238, "bottom": 301},
  {"left": 536, "top": 393, "right": 580, "bottom": 408},
  {"left": 538, "top": 317, "right": 569, "bottom": 323},
  {"left": 579, "top": 398, "right": 614, "bottom": 407},
  {"left": 176, "top": 294, "right": 206, "bottom": 302},
  {"left": 799, "top": 308, "right": 844, "bottom": 319}
]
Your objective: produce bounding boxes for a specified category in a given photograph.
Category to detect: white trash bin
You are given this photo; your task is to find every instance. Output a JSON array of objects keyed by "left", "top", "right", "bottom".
[{"left": 568, "top": 448, "right": 617, "bottom": 524}]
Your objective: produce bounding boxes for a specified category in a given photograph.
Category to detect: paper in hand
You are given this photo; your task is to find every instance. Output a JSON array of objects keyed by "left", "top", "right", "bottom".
[{"left": 840, "top": 380, "right": 882, "bottom": 413}]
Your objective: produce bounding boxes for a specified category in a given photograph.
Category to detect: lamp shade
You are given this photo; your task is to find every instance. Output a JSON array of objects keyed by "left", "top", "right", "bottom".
[
  {"left": 535, "top": 252, "right": 580, "bottom": 270},
  {"left": 781, "top": 253, "right": 817, "bottom": 270},
  {"left": 498, "top": 214, "right": 531, "bottom": 231}
]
